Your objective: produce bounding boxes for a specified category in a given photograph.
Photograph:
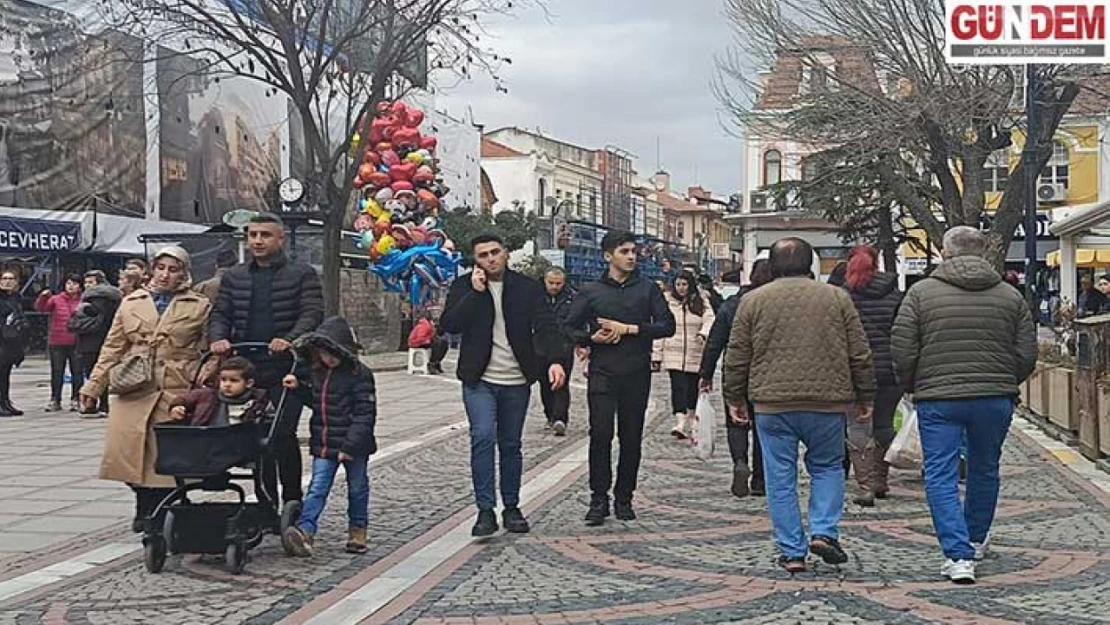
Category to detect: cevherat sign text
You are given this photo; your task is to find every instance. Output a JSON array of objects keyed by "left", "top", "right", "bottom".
[{"left": 946, "top": 1, "right": 1108, "bottom": 64}]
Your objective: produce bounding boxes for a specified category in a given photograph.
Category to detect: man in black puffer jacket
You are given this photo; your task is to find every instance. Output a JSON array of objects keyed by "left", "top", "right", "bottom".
[
  {"left": 209, "top": 212, "right": 325, "bottom": 508},
  {"left": 281, "top": 316, "right": 376, "bottom": 557},
  {"left": 69, "top": 272, "right": 121, "bottom": 418}
]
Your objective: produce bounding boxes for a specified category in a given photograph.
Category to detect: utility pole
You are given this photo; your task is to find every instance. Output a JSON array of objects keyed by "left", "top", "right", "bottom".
[{"left": 1023, "top": 63, "right": 1040, "bottom": 314}]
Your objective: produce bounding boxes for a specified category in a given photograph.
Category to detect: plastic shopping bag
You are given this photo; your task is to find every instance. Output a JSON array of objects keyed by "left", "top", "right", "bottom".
[
  {"left": 884, "top": 398, "right": 922, "bottom": 470},
  {"left": 691, "top": 393, "right": 717, "bottom": 461}
]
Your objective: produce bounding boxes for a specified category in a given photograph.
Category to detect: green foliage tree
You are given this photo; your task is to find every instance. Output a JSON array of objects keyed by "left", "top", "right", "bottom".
[{"left": 441, "top": 209, "right": 536, "bottom": 254}]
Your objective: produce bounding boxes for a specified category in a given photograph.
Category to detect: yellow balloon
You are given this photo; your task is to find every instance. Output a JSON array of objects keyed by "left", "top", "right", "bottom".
[
  {"left": 376, "top": 213, "right": 391, "bottom": 225},
  {"left": 374, "top": 234, "right": 395, "bottom": 255},
  {"left": 364, "top": 199, "right": 384, "bottom": 218},
  {"left": 405, "top": 152, "right": 424, "bottom": 165}
]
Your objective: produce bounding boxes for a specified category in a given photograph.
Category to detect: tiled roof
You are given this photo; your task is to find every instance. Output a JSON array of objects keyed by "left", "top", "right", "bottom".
[
  {"left": 755, "top": 36, "right": 880, "bottom": 111},
  {"left": 481, "top": 137, "right": 524, "bottom": 158}
]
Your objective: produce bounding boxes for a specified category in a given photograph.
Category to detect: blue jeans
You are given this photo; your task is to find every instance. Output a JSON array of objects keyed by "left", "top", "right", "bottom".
[
  {"left": 918, "top": 397, "right": 1013, "bottom": 561},
  {"left": 462, "top": 381, "right": 531, "bottom": 511},
  {"left": 296, "top": 456, "right": 370, "bottom": 535},
  {"left": 756, "top": 412, "right": 847, "bottom": 559}
]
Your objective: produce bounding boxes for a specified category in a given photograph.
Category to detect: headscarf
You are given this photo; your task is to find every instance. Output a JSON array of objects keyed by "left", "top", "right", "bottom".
[{"left": 149, "top": 246, "right": 193, "bottom": 315}]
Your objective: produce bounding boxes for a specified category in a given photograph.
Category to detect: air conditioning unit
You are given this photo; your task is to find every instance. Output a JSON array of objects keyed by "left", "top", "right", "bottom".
[
  {"left": 1037, "top": 183, "right": 1067, "bottom": 203},
  {"left": 750, "top": 190, "right": 769, "bottom": 212}
]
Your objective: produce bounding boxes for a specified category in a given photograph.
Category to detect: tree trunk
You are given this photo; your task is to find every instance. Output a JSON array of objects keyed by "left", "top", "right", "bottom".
[
  {"left": 876, "top": 204, "right": 898, "bottom": 274},
  {"left": 321, "top": 182, "right": 344, "bottom": 316}
]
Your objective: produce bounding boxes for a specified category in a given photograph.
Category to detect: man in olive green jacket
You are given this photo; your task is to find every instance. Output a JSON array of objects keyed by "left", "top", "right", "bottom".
[
  {"left": 724, "top": 237, "right": 875, "bottom": 573},
  {"left": 891, "top": 226, "right": 1037, "bottom": 585}
]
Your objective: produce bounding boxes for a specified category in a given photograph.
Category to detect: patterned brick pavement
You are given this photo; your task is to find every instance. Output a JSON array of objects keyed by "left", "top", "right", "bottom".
[{"left": 1, "top": 372, "right": 1108, "bottom": 625}]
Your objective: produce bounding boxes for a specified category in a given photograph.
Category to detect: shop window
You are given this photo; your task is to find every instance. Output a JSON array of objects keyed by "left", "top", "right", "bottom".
[{"left": 980, "top": 149, "right": 1010, "bottom": 193}]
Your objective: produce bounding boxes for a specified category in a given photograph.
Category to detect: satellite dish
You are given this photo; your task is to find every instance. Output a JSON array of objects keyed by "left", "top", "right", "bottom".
[{"left": 223, "top": 209, "right": 258, "bottom": 229}]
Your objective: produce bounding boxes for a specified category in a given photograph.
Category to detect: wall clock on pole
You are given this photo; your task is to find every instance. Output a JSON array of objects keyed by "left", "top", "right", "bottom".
[{"left": 279, "top": 177, "right": 306, "bottom": 205}]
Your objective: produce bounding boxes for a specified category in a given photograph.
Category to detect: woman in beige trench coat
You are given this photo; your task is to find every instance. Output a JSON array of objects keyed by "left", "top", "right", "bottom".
[{"left": 80, "top": 246, "right": 211, "bottom": 533}]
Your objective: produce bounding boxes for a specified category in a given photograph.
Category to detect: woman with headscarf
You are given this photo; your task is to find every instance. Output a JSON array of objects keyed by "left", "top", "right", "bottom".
[
  {"left": 841, "top": 245, "right": 903, "bottom": 506},
  {"left": 659, "top": 270, "right": 715, "bottom": 439},
  {"left": 80, "top": 247, "right": 212, "bottom": 532}
]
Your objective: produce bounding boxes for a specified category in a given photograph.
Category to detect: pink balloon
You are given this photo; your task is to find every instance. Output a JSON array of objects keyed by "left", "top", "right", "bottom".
[
  {"left": 389, "top": 162, "right": 417, "bottom": 183},
  {"left": 391, "top": 180, "right": 414, "bottom": 192},
  {"left": 405, "top": 109, "right": 425, "bottom": 128},
  {"left": 419, "top": 136, "right": 438, "bottom": 151},
  {"left": 381, "top": 150, "right": 401, "bottom": 167}
]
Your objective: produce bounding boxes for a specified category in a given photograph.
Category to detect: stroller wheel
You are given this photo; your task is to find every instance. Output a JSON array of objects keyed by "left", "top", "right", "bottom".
[
  {"left": 280, "top": 501, "right": 303, "bottom": 534},
  {"left": 144, "top": 537, "right": 167, "bottom": 574},
  {"left": 162, "top": 511, "right": 177, "bottom": 555},
  {"left": 225, "top": 540, "right": 247, "bottom": 575}
]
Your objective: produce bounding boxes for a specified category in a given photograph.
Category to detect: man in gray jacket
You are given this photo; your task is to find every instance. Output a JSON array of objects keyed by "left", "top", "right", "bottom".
[{"left": 891, "top": 226, "right": 1037, "bottom": 586}]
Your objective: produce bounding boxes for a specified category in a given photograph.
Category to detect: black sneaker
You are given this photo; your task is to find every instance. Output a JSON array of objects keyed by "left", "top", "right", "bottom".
[
  {"left": 731, "top": 463, "right": 751, "bottom": 498},
  {"left": 778, "top": 556, "right": 807, "bottom": 574},
  {"left": 502, "top": 507, "right": 530, "bottom": 534},
  {"left": 584, "top": 498, "right": 609, "bottom": 526},
  {"left": 809, "top": 535, "right": 848, "bottom": 565},
  {"left": 472, "top": 509, "right": 499, "bottom": 537},
  {"left": 750, "top": 479, "right": 766, "bottom": 496},
  {"left": 614, "top": 500, "right": 636, "bottom": 521}
]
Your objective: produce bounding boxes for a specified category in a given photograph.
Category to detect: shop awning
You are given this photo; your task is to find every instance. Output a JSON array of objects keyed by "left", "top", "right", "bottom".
[
  {"left": 0, "top": 207, "right": 210, "bottom": 255},
  {"left": 1046, "top": 248, "right": 1110, "bottom": 268}
]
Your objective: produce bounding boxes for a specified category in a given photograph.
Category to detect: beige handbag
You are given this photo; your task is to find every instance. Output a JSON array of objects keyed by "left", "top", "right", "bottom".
[{"left": 109, "top": 347, "right": 154, "bottom": 395}]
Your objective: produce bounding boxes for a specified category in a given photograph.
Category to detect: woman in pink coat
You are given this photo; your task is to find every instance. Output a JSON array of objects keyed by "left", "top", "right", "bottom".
[{"left": 35, "top": 274, "right": 83, "bottom": 411}]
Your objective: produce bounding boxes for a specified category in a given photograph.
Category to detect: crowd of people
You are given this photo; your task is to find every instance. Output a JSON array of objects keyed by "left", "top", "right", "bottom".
[{"left": 0, "top": 219, "right": 1037, "bottom": 584}]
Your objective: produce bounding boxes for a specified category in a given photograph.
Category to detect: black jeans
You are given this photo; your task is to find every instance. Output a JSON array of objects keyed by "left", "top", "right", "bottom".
[
  {"left": 48, "top": 345, "right": 81, "bottom": 403},
  {"left": 77, "top": 350, "right": 108, "bottom": 412},
  {"left": 0, "top": 361, "right": 14, "bottom": 405},
  {"left": 587, "top": 369, "right": 651, "bottom": 502},
  {"left": 428, "top": 336, "right": 449, "bottom": 368},
  {"left": 725, "top": 394, "right": 763, "bottom": 482},
  {"left": 252, "top": 355, "right": 305, "bottom": 504},
  {"left": 668, "top": 370, "right": 699, "bottom": 414},
  {"left": 540, "top": 356, "right": 573, "bottom": 424}
]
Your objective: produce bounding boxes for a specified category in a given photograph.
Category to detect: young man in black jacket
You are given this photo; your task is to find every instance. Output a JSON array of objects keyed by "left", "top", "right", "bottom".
[
  {"left": 209, "top": 212, "right": 325, "bottom": 510},
  {"left": 564, "top": 230, "right": 676, "bottom": 525},
  {"left": 440, "top": 234, "right": 567, "bottom": 537},
  {"left": 541, "top": 267, "right": 576, "bottom": 435}
]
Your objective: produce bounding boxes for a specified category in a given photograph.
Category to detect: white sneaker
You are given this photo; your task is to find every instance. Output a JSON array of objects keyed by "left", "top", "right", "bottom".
[
  {"left": 670, "top": 414, "right": 689, "bottom": 439},
  {"left": 972, "top": 534, "right": 991, "bottom": 561},
  {"left": 941, "top": 559, "right": 976, "bottom": 584}
]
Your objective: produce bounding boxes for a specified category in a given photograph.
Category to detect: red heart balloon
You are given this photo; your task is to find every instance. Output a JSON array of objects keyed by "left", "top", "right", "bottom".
[
  {"left": 413, "top": 165, "right": 435, "bottom": 185},
  {"left": 381, "top": 150, "right": 401, "bottom": 167},
  {"left": 393, "top": 127, "right": 421, "bottom": 148},
  {"left": 391, "top": 100, "right": 407, "bottom": 116},
  {"left": 363, "top": 151, "right": 381, "bottom": 166},
  {"left": 405, "top": 109, "right": 425, "bottom": 128},
  {"left": 358, "top": 163, "right": 377, "bottom": 182},
  {"left": 389, "top": 162, "right": 417, "bottom": 182},
  {"left": 391, "top": 180, "right": 414, "bottom": 192},
  {"left": 416, "top": 188, "right": 440, "bottom": 210},
  {"left": 419, "top": 136, "right": 438, "bottom": 151},
  {"left": 368, "top": 171, "right": 391, "bottom": 188}
]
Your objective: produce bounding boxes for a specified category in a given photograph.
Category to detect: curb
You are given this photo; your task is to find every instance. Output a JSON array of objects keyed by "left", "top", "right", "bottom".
[{"left": 1017, "top": 407, "right": 1079, "bottom": 447}]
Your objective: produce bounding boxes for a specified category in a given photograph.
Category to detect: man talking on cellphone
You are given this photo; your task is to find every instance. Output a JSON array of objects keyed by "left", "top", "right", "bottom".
[{"left": 440, "top": 234, "right": 567, "bottom": 537}]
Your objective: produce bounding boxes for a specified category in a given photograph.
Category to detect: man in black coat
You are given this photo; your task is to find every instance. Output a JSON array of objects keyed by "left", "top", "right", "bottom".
[
  {"left": 441, "top": 234, "right": 567, "bottom": 538},
  {"left": 209, "top": 212, "right": 325, "bottom": 508},
  {"left": 70, "top": 271, "right": 121, "bottom": 418},
  {"left": 698, "top": 266, "right": 765, "bottom": 498},
  {"left": 540, "top": 267, "right": 576, "bottom": 435},
  {"left": 564, "top": 230, "right": 676, "bottom": 526}
]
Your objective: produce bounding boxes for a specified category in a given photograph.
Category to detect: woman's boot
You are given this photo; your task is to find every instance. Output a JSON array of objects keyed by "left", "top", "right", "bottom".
[{"left": 671, "top": 414, "right": 689, "bottom": 439}]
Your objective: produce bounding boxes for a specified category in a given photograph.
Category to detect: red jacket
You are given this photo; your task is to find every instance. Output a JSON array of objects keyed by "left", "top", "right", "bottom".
[{"left": 35, "top": 292, "right": 81, "bottom": 347}]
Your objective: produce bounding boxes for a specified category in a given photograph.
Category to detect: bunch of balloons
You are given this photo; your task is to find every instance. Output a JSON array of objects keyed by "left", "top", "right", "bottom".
[{"left": 350, "top": 100, "right": 460, "bottom": 305}]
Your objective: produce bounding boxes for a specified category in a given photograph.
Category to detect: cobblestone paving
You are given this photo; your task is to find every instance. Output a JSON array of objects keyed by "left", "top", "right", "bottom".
[
  {"left": 393, "top": 389, "right": 1110, "bottom": 625},
  {"left": 2, "top": 373, "right": 1109, "bottom": 625}
]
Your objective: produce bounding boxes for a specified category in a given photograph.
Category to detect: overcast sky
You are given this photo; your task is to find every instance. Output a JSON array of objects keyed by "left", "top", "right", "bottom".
[{"left": 437, "top": 0, "right": 752, "bottom": 197}]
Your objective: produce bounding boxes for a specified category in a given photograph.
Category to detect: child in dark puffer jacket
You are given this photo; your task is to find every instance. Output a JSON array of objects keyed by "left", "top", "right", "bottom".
[{"left": 280, "top": 316, "right": 377, "bottom": 557}]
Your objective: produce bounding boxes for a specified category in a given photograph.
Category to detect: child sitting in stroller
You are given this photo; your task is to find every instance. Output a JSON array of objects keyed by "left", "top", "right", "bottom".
[
  {"left": 170, "top": 357, "right": 269, "bottom": 426},
  {"left": 280, "top": 316, "right": 377, "bottom": 557}
]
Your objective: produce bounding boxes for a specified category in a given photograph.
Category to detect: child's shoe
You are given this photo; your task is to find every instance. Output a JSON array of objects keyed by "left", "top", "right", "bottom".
[
  {"left": 346, "top": 526, "right": 368, "bottom": 554},
  {"left": 282, "top": 526, "right": 314, "bottom": 557}
]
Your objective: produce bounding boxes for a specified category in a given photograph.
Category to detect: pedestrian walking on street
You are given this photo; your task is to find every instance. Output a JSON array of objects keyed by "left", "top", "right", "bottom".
[
  {"left": 440, "top": 234, "right": 567, "bottom": 538},
  {"left": 891, "top": 226, "right": 1037, "bottom": 585},
  {"left": 194, "top": 248, "right": 238, "bottom": 302},
  {"left": 699, "top": 261, "right": 772, "bottom": 498},
  {"left": 660, "top": 270, "right": 715, "bottom": 439},
  {"left": 841, "top": 246, "right": 903, "bottom": 507},
  {"left": 0, "top": 269, "right": 29, "bottom": 417},
  {"left": 69, "top": 271, "right": 121, "bottom": 419},
  {"left": 564, "top": 231, "right": 676, "bottom": 526},
  {"left": 541, "top": 267, "right": 576, "bottom": 436},
  {"left": 80, "top": 246, "right": 211, "bottom": 534},
  {"left": 118, "top": 270, "right": 143, "bottom": 297},
  {"left": 208, "top": 212, "right": 324, "bottom": 513},
  {"left": 723, "top": 238, "right": 875, "bottom": 573},
  {"left": 281, "top": 316, "right": 378, "bottom": 557},
  {"left": 35, "top": 274, "right": 83, "bottom": 412}
]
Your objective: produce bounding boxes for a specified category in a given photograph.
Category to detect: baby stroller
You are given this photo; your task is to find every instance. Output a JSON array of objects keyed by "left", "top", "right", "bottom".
[{"left": 143, "top": 342, "right": 302, "bottom": 574}]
